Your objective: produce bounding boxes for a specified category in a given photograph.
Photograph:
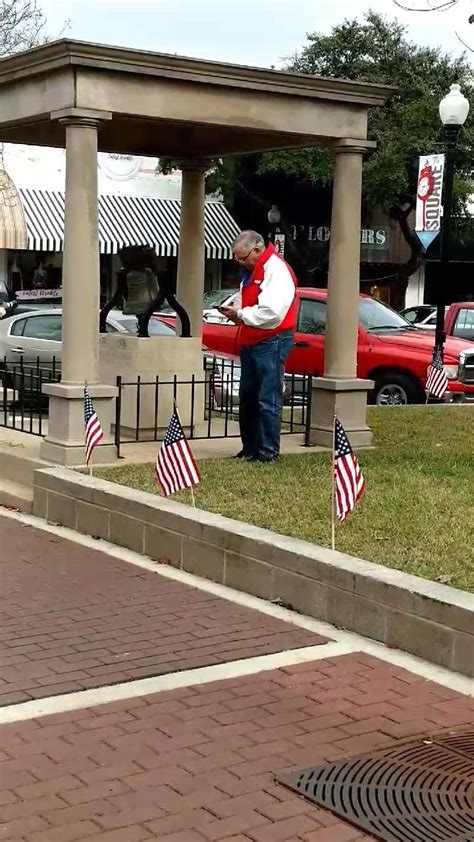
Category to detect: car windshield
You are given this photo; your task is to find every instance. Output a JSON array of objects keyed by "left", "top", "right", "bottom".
[
  {"left": 157, "top": 289, "right": 238, "bottom": 316},
  {"left": 402, "top": 307, "right": 435, "bottom": 324},
  {"left": 114, "top": 317, "right": 139, "bottom": 333},
  {"left": 109, "top": 315, "right": 175, "bottom": 336},
  {"left": 203, "top": 289, "right": 237, "bottom": 309},
  {"left": 359, "top": 298, "right": 414, "bottom": 332},
  {"left": 148, "top": 319, "right": 176, "bottom": 336}
]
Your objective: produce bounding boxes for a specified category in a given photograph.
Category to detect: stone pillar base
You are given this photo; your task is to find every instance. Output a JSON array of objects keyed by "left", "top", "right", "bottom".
[
  {"left": 40, "top": 382, "right": 118, "bottom": 467},
  {"left": 99, "top": 334, "right": 205, "bottom": 438},
  {"left": 309, "top": 377, "right": 374, "bottom": 448}
]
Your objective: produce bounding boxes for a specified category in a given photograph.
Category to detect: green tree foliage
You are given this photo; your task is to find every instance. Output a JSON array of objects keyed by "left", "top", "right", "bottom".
[
  {"left": 261, "top": 10, "right": 473, "bottom": 218},
  {"left": 172, "top": 11, "right": 472, "bottom": 295},
  {"left": 255, "top": 11, "right": 474, "bottom": 300}
]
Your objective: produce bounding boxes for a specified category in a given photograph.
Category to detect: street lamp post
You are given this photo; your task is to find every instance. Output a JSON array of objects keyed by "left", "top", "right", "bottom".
[
  {"left": 436, "top": 83, "right": 470, "bottom": 353},
  {"left": 267, "top": 204, "right": 281, "bottom": 244}
]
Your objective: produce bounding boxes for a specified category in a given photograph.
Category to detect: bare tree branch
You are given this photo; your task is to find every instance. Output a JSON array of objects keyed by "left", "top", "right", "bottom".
[
  {"left": 0, "top": 0, "right": 69, "bottom": 57},
  {"left": 455, "top": 26, "right": 474, "bottom": 51},
  {"left": 393, "top": 0, "right": 473, "bottom": 52},
  {"left": 393, "top": 0, "right": 460, "bottom": 10},
  {"left": 454, "top": 31, "right": 474, "bottom": 53}
]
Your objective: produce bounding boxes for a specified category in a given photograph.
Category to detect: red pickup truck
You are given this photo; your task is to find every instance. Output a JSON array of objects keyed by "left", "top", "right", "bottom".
[{"left": 196, "top": 289, "right": 474, "bottom": 405}]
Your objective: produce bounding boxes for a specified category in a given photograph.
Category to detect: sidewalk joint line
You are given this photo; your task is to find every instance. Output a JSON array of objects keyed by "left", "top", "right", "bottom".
[{"left": 0, "top": 641, "right": 353, "bottom": 724}]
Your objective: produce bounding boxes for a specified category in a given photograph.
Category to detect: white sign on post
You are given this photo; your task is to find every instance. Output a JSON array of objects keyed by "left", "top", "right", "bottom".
[
  {"left": 415, "top": 154, "right": 445, "bottom": 250},
  {"left": 16, "top": 289, "right": 62, "bottom": 301},
  {"left": 274, "top": 233, "right": 286, "bottom": 258}
]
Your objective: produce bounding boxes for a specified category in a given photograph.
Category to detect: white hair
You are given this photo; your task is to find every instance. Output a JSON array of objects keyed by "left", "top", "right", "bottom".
[{"left": 233, "top": 230, "right": 265, "bottom": 252}]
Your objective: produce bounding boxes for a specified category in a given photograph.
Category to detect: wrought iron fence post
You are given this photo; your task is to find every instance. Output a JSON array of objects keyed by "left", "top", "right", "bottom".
[
  {"left": 190, "top": 374, "right": 195, "bottom": 439},
  {"left": 11, "top": 366, "right": 17, "bottom": 429},
  {"left": 38, "top": 370, "right": 44, "bottom": 436},
  {"left": 173, "top": 373, "right": 178, "bottom": 409},
  {"left": 135, "top": 375, "right": 141, "bottom": 441},
  {"left": 2, "top": 357, "right": 7, "bottom": 428},
  {"left": 115, "top": 375, "right": 122, "bottom": 458},
  {"left": 304, "top": 375, "right": 313, "bottom": 447},
  {"left": 154, "top": 375, "right": 159, "bottom": 441}
]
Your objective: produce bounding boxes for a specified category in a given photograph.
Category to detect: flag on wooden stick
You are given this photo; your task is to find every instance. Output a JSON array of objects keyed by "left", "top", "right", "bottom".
[
  {"left": 333, "top": 418, "right": 365, "bottom": 524},
  {"left": 84, "top": 387, "right": 104, "bottom": 466},
  {"left": 426, "top": 346, "right": 448, "bottom": 400},
  {"left": 155, "top": 407, "right": 201, "bottom": 497}
]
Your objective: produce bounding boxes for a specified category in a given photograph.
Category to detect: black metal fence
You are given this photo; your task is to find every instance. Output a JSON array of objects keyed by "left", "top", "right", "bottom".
[
  {"left": 0, "top": 357, "right": 61, "bottom": 436},
  {"left": 114, "top": 356, "right": 311, "bottom": 457},
  {"left": 0, "top": 354, "right": 312, "bottom": 452}
]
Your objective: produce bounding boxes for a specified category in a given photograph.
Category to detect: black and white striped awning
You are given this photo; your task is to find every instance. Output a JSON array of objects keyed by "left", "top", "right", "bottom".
[{"left": 18, "top": 189, "right": 240, "bottom": 259}]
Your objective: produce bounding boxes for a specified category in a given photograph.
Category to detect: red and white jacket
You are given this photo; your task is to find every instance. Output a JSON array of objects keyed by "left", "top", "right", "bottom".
[{"left": 237, "top": 244, "right": 297, "bottom": 347}]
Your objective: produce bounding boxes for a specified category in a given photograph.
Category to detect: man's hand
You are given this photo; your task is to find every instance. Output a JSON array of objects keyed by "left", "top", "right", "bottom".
[{"left": 219, "top": 306, "right": 241, "bottom": 324}]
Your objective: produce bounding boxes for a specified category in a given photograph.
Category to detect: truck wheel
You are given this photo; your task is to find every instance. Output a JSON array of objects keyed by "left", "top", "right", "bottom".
[{"left": 373, "top": 373, "right": 422, "bottom": 406}]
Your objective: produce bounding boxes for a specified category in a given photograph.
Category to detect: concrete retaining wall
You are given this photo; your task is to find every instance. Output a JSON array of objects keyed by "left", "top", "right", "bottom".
[{"left": 33, "top": 467, "right": 474, "bottom": 677}]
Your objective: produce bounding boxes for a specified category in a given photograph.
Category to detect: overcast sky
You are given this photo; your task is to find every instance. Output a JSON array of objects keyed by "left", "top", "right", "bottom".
[{"left": 41, "top": 0, "right": 472, "bottom": 67}]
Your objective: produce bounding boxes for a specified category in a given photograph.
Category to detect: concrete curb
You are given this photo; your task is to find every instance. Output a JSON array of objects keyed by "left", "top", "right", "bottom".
[{"left": 33, "top": 466, "right": 474, "bottom": 677}]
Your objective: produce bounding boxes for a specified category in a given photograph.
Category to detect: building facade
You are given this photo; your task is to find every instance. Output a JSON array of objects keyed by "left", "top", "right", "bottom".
[{"left": 0, "top": 143, "right": 240, "bottom": 306}]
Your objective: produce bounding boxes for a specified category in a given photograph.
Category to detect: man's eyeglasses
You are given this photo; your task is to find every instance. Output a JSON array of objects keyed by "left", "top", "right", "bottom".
[{"left": 233, "top": 248, "right": 254, "bottom": 264}]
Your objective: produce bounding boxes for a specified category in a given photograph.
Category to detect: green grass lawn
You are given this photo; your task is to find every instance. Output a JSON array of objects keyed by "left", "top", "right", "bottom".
[{"left": 98, "top": 406, "right": 474, "bottom": 592}]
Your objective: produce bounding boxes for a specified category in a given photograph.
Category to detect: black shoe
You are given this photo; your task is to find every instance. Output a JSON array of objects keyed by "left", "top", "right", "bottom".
[
  {"left": 249, "top": 454, "right": 278, "bottom": 464},
  {"left": 233, "top": 450, "right": 252, "bottom": 459}
]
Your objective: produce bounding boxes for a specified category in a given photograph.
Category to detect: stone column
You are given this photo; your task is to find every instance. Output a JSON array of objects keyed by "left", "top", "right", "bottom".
[
  {"left": 176, "top": 161, "right": 207, "bottom": 338},
  {"left": 61, "top": 115, "right": 101, "bottom": 384},
  {"left": 309, "top": 138, "right": 376, "bottom": 448},
  {"left": 41, "top": 108, "right": 117, "bottom": 466}
]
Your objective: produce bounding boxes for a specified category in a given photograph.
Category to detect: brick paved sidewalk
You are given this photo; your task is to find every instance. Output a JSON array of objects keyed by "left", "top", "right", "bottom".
[
  {"left": 0, "top": 653, "right": 472, "bottom": 841},
  {"left": 0, "top": 515, "right": 472, "bottom": 841},
  {"left": 0, "top": 519, "right": 327, "bottom": 706}
]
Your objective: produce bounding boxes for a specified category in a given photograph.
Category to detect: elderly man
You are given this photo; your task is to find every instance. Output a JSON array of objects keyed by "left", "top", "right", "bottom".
[{"left": 219, "top": 230, "right": 297, "bottom": 463}]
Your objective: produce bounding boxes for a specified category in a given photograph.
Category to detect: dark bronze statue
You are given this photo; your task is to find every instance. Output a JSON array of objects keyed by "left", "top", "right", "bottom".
[{"left": 99, "top": 245, "right": 191, "bottom": 338}]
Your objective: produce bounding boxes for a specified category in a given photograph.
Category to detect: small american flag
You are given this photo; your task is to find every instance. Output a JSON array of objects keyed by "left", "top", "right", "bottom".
[
  {"left": 426, "top": 346, "right": 448, "bottom": 399},
  {"left": 334, "top": 418, "right": 365, "bottom": 522},
  {"left": 84, "top": 387, "right": 104, "bottom": 466},
  {"left": 155, "top": 407, "right": 201, "bottom": 497}
]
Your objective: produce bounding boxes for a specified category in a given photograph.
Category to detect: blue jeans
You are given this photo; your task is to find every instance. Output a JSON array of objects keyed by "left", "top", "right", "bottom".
[{"left": 239, "top": 331, "right": 294, "bottom": 460}]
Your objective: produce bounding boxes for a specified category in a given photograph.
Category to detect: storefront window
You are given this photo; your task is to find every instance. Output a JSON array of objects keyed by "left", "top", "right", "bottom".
[
  {"left": 7, "top": 251, "right": 62, "bottom": 301},
  {"left": 6, "top": 252, "right": 114, "bottom": 306}
]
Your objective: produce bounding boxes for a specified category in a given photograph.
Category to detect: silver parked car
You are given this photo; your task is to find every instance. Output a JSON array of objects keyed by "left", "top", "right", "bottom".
[
  {"left": 0, "top": 308, "right": 176, "bottom": 367},
  {"left": 156, "top": 289, "right": 240, "bottom": 324},
  {"left": 399, "top": 305, "right": 436, "bottom": 325},
  {"left": 400, "top": 305, "right": 448, "bottom": 331},
  {"left": 205, "top": 353, "right": 307, "bottom": 410},
  {"left": 0, "top": 309, "right": 177, "bottom": 403}
]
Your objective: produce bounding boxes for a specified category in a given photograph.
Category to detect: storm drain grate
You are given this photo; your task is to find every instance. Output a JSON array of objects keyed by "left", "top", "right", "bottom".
[{"left": 276, "top": 731, "right": 474, "bottom": 842}]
